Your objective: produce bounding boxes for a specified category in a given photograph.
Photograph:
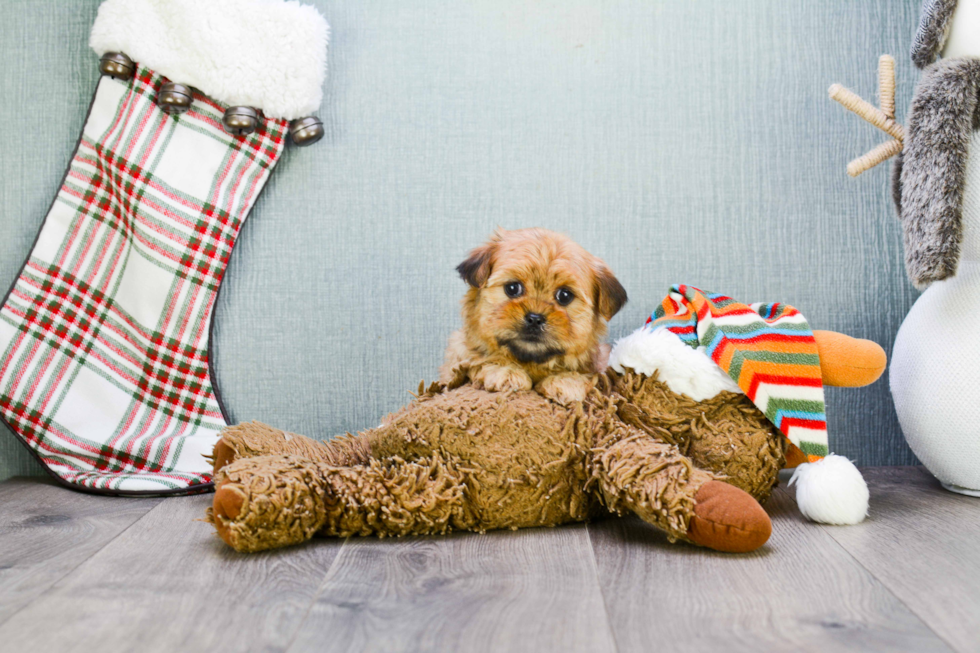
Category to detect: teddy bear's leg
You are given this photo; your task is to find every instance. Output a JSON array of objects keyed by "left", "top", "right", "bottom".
[
  {"left": 208, "top": 455, "right": 332, "bottom": 553},
  {"left": 603, "top": 371, "right": 784, "bottom": 503},
  {"left": 312, "top": 454, "right": 475, "bottom": 538},
  {"left": 590, "top": 424, "right": 771, "bottom": 553},
  {"left": 210, "top": 421, "right": 372, "bottom": 476},
  {"left": 209, "top": 453, "right": 474, "bottom": 552},
  {"left": 684, "top": 395, "right": 786, "bottom": 503}
]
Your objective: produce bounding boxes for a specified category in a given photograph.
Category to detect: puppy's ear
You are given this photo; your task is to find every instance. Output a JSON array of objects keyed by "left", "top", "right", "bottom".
[
  {"left": 456, "top": 241, "right": 496, "bottom": 288},
  {"left": 594, "top": 266, "right": 627, "bottom": 320}
]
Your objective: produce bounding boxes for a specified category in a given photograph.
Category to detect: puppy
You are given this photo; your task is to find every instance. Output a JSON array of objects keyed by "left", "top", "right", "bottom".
[{"left": 440, "top": 228, "right": 627, "bottom": 405}]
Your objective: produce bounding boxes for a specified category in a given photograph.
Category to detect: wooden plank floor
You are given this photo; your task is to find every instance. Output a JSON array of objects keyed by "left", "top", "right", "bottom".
[{"left": 0, "top": 467, "right": 976, "bottom": 653}]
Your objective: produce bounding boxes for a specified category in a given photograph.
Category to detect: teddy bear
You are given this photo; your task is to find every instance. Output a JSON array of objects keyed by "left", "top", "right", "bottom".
[{"left": 206, "top": 287, "right": 885, "bottom": 554}]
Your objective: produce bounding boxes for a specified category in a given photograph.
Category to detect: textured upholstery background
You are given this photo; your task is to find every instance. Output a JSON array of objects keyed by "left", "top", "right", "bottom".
[{"left": 0, "top": 0, "right": 924, "bottom": 482}]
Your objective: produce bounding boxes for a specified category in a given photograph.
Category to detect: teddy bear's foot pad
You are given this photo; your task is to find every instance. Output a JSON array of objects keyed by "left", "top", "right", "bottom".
[
  {"left": 211, "top": 479, "right": 246, "bottom": 545},
  {"left": 687, "top": 480, "right": 771, "bottom": 553}
]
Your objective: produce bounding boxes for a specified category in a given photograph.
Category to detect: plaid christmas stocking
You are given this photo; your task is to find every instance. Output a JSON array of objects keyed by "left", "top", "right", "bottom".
[{"left": 0, "top": 0, "right": 329, "bottom": 494}]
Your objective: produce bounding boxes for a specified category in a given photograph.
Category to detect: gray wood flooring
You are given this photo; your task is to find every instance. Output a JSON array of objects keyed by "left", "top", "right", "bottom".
[{"left": 0, "top": 467, "right": 977, "bottom": 653}]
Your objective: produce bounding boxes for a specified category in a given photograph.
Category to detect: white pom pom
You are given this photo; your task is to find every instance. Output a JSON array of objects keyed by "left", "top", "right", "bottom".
[{"left": 788, "top": 454, "right": 869, "bottom": 525}]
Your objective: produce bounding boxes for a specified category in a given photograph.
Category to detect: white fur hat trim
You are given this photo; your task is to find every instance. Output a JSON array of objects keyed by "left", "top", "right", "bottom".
[{"left": 608, "top": 327, "right": 742, "bottom": 401}]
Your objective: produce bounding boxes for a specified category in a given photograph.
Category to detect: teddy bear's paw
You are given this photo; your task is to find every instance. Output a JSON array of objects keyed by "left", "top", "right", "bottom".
[
  {"left": 535, "top": 373, "right": 593, "bottom": 405},
  {"left": 211, "top": 479, "right": 246, "bottom": 542},
  {"left": 474, "top": 364, "right": 533, "bottom": 393},
  {"left": 687, "top": 480, "right": 771, "bottom": 553}
]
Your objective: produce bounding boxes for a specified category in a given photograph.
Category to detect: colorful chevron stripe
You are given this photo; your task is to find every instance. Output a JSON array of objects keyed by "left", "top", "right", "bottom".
[{"left": 646, "top": 285, "right": 828, "bottom": 462}]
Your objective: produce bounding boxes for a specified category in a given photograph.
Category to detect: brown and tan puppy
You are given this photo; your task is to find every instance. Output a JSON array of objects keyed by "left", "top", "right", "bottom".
[{"left": 440, "top": 228, "right": 627, "bottom": 404}]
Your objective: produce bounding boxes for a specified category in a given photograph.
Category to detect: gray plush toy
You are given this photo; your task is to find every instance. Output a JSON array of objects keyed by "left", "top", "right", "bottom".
[{"left": 898, "top": 0, "right": 980, "bottom": 288}]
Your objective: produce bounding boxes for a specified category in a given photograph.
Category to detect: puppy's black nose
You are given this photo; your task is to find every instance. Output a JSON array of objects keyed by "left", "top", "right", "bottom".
[{"left": 524, "top": 312, "right": 546, "bottom": 330}]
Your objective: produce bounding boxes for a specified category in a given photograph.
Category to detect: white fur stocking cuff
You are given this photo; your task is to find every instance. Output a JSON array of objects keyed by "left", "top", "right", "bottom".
[{"left": 90, "top": 0, "right": 329, "bottom": 119}]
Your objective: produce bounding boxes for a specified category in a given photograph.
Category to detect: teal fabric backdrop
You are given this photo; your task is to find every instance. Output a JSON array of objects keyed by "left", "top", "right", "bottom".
[{"left": 0, "top": 0, "right": 923, "bottom": 481}]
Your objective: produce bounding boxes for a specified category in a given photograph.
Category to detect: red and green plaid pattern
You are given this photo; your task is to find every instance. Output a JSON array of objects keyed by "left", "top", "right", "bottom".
[
  {"left": 0, "top": 65, "right": 286, "bottom": 493},
  {"left": 648, "top": 285, "right": 829, "bottom": 461}
]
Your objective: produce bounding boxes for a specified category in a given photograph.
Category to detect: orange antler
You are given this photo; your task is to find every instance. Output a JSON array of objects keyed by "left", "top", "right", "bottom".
[{"left": 829, "top": 55, "right": 904, "bottom": 177}]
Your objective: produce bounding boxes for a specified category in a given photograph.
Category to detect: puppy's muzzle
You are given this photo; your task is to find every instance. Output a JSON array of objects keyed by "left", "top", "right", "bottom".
[{"left": 522, "top": 312, "right": 547, "bottom": 338}]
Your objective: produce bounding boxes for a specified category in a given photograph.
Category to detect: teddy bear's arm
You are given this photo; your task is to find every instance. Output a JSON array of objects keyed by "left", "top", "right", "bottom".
[{"left": 590, "top": 424, "right": 713, "bottom": 542}]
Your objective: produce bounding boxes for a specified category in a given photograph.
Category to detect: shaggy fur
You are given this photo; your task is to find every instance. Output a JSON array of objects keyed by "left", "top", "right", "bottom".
[
  {"left": 897, "top": 57, "right": 980, "bottom": 288},
  {"left": 912, "top": 0, "right": 959, "bottom": 69},
  {"left": 892, "top": 150, "right": 904, "bottom": 216},
  {"left": 207, "top": 369, "right": 781, "bottom": 553},
  {"left": 442, "top": 229, "right": 627, "bottom": 405}
]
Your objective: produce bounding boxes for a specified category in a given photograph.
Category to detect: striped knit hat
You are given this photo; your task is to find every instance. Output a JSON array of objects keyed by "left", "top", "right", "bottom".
[
  {"left": 610, "top": 285, "right": 869, "bottom": 525},
  {"left": 649, "top": 285, "right": 829, "bottom": 461}
]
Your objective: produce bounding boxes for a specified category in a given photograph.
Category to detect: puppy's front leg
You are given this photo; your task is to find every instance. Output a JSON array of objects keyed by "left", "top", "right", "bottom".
[
  {"left": 536, "top": 373, "right": 594, "bottom": 405},
  {"left": 472, "top": 363, "right": 533, "bottom": 393}
]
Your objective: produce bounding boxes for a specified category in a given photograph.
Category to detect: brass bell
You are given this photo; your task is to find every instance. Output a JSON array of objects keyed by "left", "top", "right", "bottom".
[
  {"left": 99, "top": 52, "right": 135, "bottom": 80},
  {"left": 157, "top": 83, "right": 193, "bottom": 115},
  {"left": 223, "top": 106, "right": 259, "bottom": 135},
  {"left": 288, "top": 116, "right": 324, "bottom": 147}
]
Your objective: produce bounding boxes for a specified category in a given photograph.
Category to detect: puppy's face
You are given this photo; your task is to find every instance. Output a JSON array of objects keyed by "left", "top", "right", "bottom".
[{"left": 456, "top": 228, "right": 627, "bottom": 368}]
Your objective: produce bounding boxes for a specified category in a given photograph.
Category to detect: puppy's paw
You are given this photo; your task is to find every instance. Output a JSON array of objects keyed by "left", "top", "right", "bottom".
[
  {"left": 536, "top": 374, "right": 593, "bottom": 405},
  {"left": 474, "top": 364, "right": 533, "bottom": 393}
]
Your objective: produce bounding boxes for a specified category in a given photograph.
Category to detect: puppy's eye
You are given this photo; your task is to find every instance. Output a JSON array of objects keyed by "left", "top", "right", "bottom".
[
  {"left": 555, "top": 287, "right": 574, "bottom": 306},
  {"left": 504, "top": 281, "right": 524, "bottom": 298}
]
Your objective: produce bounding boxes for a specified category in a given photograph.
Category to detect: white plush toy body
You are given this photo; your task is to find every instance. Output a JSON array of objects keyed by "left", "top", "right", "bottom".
[
  {"left": 892, "top": 135, "right": 980, "bottom": 496},
  {"left": 891, "top": 0, "right": 980, "bottom": 495}
]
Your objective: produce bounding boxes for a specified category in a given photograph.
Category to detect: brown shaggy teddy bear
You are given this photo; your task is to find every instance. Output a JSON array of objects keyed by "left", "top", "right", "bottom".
[{"left": 206, "top": 329, "right": 884, "bottom": 554}]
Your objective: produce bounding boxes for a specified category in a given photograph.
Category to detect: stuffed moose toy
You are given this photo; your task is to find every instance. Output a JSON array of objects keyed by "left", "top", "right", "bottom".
[{"left": 207, "top": 284, "right": 885, "bottom": 554}]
